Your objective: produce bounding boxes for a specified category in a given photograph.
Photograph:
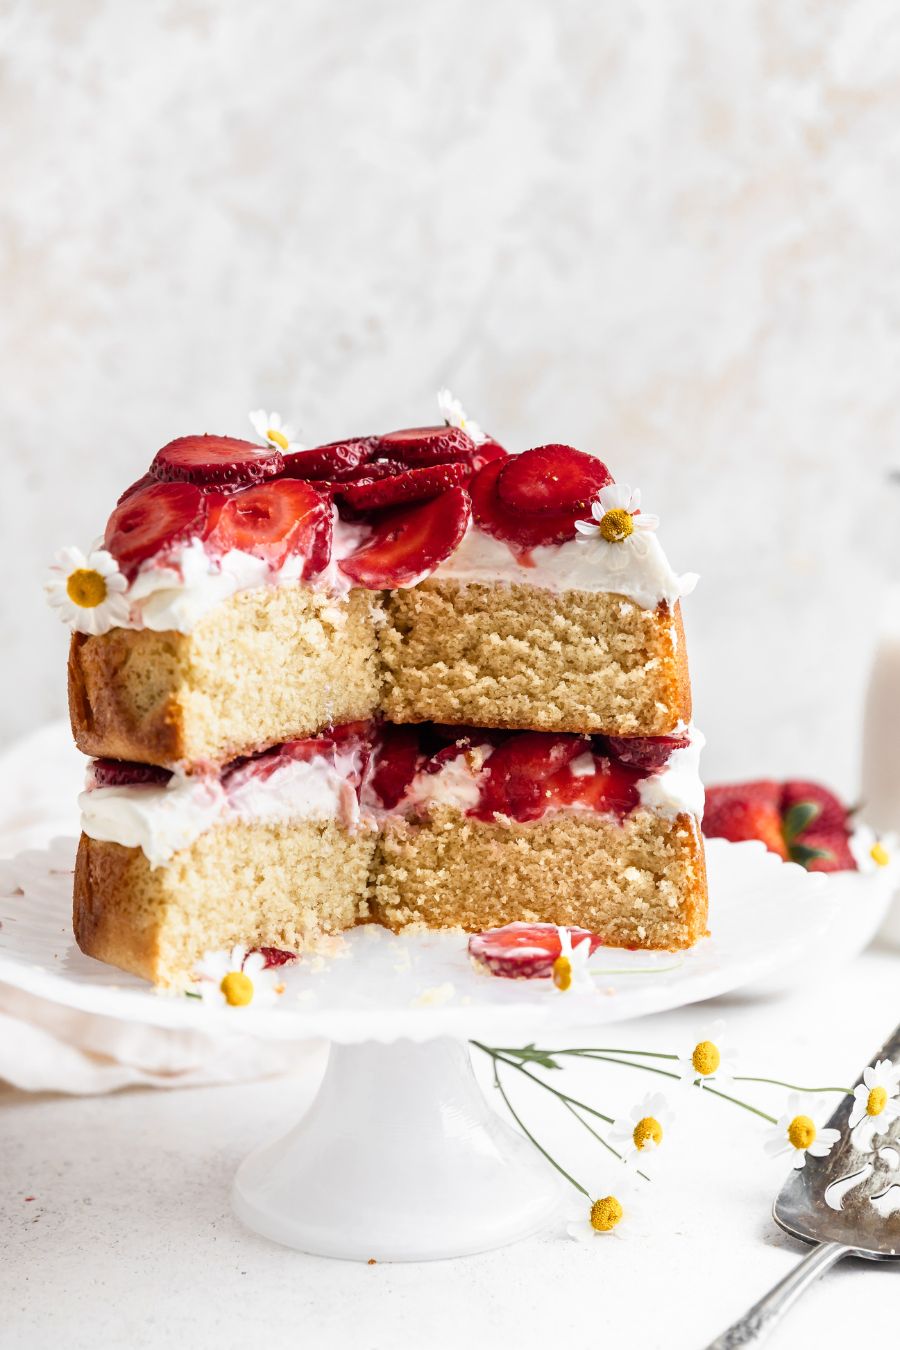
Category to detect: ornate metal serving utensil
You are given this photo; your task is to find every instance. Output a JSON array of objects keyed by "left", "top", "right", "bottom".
[{"left": 708, "top": 1022, "right": 900, "bottom": 1347}]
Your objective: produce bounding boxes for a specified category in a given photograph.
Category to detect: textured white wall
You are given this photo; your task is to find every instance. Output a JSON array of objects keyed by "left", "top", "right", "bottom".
[{"left": 3, "top": 0, "right": 899, "bottom": 792}]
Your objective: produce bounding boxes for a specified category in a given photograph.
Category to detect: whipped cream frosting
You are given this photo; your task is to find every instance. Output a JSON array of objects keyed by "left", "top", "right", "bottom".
[
  {"left": 431, "top": 525, "right": 698, "bottom": 610},
  {"left": 79, "top": 748, "right": 364, "bottom": 868},
  {"left": 636, "top": 728, "right": 706, "bottom": 819}
]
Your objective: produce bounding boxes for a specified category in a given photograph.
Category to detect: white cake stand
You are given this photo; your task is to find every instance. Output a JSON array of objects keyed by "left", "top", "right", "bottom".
[{"left": 0, "top": 834, "right": 867, "bottom": 1261}]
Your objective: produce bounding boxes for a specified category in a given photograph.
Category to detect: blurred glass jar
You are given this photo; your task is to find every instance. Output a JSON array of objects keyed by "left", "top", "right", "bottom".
[{"left": 862, "top": 473, "right": 900, "bottom": 944}]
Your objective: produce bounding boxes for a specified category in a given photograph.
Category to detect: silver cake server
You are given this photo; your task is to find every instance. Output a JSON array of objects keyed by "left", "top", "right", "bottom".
[{"left": 707, "top": 1021, "right": 900, "bottom": 1347}]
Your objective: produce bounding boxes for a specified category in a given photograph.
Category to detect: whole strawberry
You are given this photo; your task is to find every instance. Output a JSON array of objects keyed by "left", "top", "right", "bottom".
[{"left": 703, "top": 782, "right": 789, "bottom": 860}]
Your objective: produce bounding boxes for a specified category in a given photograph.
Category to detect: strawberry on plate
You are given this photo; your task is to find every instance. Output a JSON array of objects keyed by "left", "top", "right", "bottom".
[
  {"left": 702, "top": 781, "right": 789, "bottom": 860},
  {"left": 338, "top": 485, "right": 471, "bottom": 588},
  {"left": 104, "top": 480, "right": 209, "bottom": 578},
  {"left": 780, "top": 781, "right": 848, "bottom": 835},
  {"left": 206, "top": 478, "right": 332, "bottom": 574},
  {"left": 151, "top": 435, "right": 283, "bottom": 491},
  {"left": 795, "top": 830, "right": 856, "bottom": 873},
  {"left": 468, "top": 922, "right": 603, "bottom": 979}
]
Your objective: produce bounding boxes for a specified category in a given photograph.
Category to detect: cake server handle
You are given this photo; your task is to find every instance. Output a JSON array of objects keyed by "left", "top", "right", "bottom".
[{"left": 704, "top": 1241, "right": 849, "bottom": 1347}]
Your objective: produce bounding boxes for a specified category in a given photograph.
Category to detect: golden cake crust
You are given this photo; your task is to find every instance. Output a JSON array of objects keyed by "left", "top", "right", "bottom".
[{"left": 69, "top": 585, "right": 383, "bottom": 768}]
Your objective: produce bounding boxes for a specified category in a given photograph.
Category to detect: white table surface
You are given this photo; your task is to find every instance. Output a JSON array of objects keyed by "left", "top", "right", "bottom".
[{"left": 2, "top": 945, "right": 897, "bottom": 1350}]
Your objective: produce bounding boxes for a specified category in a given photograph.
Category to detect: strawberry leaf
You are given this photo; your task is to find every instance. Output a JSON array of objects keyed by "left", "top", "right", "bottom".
[
  {"left": 782, "top": 800, "right": 821, "bottom": 843},
  {"left": 789, "top": 842, "right": 831, "bottom": 869}
]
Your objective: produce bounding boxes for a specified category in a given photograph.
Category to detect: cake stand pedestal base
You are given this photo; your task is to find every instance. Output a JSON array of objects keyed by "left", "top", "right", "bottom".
[{"left": 232, "top": 1037, "right": 565, "bottom": 1261}]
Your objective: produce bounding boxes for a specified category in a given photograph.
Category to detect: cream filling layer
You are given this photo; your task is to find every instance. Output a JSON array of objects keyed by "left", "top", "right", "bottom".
[
  {"left": 79, "top": 751, "right": 362, "bottom": 869},
  {"left": 430, "top": 524, "right": 699, "bottom": 610}
]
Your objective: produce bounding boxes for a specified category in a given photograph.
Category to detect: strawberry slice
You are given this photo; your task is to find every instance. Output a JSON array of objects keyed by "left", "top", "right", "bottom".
[
  {"left": 283, "top": 437, "right": 377, "bottom": 482},
  {"left": 475, "top": 733, "right": 590, "bottom": 822},
  {"left": 377, "top": 425, "right": 476, "bottom": 465},
  {"left": 605, "top": 735, "right": 690, "bottom": 772},
  {"left": 543, "top": 754, "right": 642, "bottom": 816},
  {"left": 104, "top": 480, "right": 209, "bottom": 577},
  {"left": 151, "top": 435, "right": 283, "bottom": 490},
  {"left": 251, "top": 947, "right": 300, "bottom": 969},
  {"left": 89, "top": 759, "right": 173, "bottom": 789},
  {"left": 496, "top": 444, "right": 612, "bottom": 514},
  {"left": 468, "top": 923, "right": 602, "bottom": 979},
  {"left": 206, "top": 479, "right": 332, "bottom": 574},
  {"left": 116, "top": 473, "right": 155, "bottom": 504},
  {"left": 337, "top": 461, "right": 470, "bottom": 510},
  {"left": 470, "top": 458, "right": 583, "bottom": 550},
  {"left": 471, "top": 437, "right": 509, "bottom": 472},
  {"left": 368, "top": 724, "right": 422, "bottom": 808},
  {"left": 703, "top": 782, "right": 789, "bottom": 860},
  {"left": 338, "top": 485, "right": 470, "bottom": 588}
]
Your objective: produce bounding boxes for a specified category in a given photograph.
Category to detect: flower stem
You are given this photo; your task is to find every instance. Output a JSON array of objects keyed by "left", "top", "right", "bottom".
[
  {"left": 735, "top": 1076, "right": 851, "bottom": 1096},
  {"left": 472, "top": 1042, "right": 614, "bottom": 1124},
  {"left": 491, "top": 1059, "right": 588, "bottom": 1198}
]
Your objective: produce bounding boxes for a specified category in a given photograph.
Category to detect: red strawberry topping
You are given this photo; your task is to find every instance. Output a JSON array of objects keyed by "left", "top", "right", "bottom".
[
  {"left": 703, "top": 782, "right": 789, "bottom": 860},
  {"left": 339, "top": 486, "right": 471, "bottom": 588},
  {"left": 469, "top": 923, "right": 603, "bottom": 979},
  {"left": 151, "top": 435, "right": 283, "bottom": 490},
  {"left": 471, "top": 437, "right": 509, "bottom": 472},
  {"left": 475, "top": 732, "right": 590, "bottom": 822},
  {"left": 368, "top": 724, "right": 422, "bottom": 808},
  {"left": 116, "top": 473, "right": 155, "bottom": 504},
  {"left": 605, "top": 735, "right": 691, "bottom": 772},
  {"left": 89, "top": 759, "right": 173, "bottom": 789},
  {"left": 251, "top": 947, "right": 300, "bottom": 969},
  {"left": 337, "top": 461, "right": 470, "bottom": 511},
  {"left": 497, "top": 445, "right": 612, "bottom": 515},
  {"left": 377, "top": 425, "right": 476, "bottom": 465},
  {"left": 206, "top": 479, "right": 332, "bottom": 574},
  {"left": 104, "top": 480, "right": 209, "bottom": 578},
  {"left": 283, "top": 438, "right": 377, "bottom": 482},
  {"left": 470, "top": 457, "right": 586, "bottom": 550}
]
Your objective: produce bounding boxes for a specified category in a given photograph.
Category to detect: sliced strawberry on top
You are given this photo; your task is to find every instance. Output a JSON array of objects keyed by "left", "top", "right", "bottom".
[
  {"left": 151, "top": 435, "right": 283, "bottom": 490},
  {"left": 89, "top": 759, "right": 173, "bottom": 789},
  {"left": 605, "top": 735, "right": 691, "bottom": 773},
  {"left": 468, "top": 923, "right": 602, "bottom": 979},
  {"left": 780, "top": 781, "right": 848, "bottom": 835},
  {"left": 116, "top": 472, "right": 155, "bottom": 505},
  {"left": 339, "top": 485, "right": 471, "bottom": 588},
  {"left": 368, "top": 724, "right": 422, "bottom": 808},
  {"left": 337, "top": 461, "right": 470, "bottom": 511},
  {"left": 206, "top": 478, "right": 332, "bottom": 574},
  {"left": 475, "top": 732, "right": 590, "bottom": 822},
  {"left": 470, "top": 457, "right": 582, "bottom": 550},
  {"left": 471, "top": 437, "right": 509, "bottom": 472},
  {"left": 497, "top": 445, "right": 612, "bottom": 515},
  {"left": 703, "top": 782, "right": 789, "bottom": 860},
  {"left": 377, "top": 425, "right": 476, "bottom": 465},
  {"left": 104, "top": 480, "right": 209, "bottom": 577},
  {"left": 283, "top": 437, "right": 377, "bottom": 482}
]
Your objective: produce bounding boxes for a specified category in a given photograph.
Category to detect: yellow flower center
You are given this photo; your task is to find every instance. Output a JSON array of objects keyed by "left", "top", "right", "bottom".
[
  {"left": 552, "top": 955, "right": 572, "bottom": 991},
  {"left": 590, "top": 1195, "right": 623, "bottom": 1232},
  {"left": 692, "top": 1040, "right": 721, "bottom": 1077},
  {"left": 66, "top": 568, "right": 108, "bottom": 609},
  {"left": 870, "top": 842, "right": 890, "bottom": 867},
  {"left": 220, "top": 970, "right": 254, "bottom": 1006},
  {"left": 787, "top": 1114, "right": 816, "bottom": 1150},
  {"left": 266, "top": 427, "right": 289, "bottom": 450},
  {"left": 599, "top": 508, "right": 634, "bottom": 543},
  {"left": 867, "top": 1086, "right": 888, "bottom": 1117},
  {"left": 632, "top": 1116, "right": 663, "bottom": 1150}
]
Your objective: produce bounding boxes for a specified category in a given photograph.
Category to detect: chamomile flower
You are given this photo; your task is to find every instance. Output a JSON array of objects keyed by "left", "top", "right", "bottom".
[
  {"left": 566, "top": 1168, "right": 648, "bottom": 1242},
  {"left": 551, "top": 926, "right": 595, "bottom": 993},
  {"left": 248, "top": 408, "right": 302, "bottom": 453},
  {"left": 764, "top": 1094, "right": 841, "bottom": 1169},
  {"left": 609, "top": 1092, "right": 675, "bottom": 1165},
  {"left": 848, "top": 1059, "right": 900, "bottom": 1151},
  {"left": 194, "top": 944, "right": 285, "bottom": 1008},
  {"left": 575, "top": 484, "right": 659, "bottom": 568},
  {"left": 675, "top": 1019, "right": 737, "bottom": 1092},
  {"left": 437, "top": 387, "right": 486, "bottom": 444},
  {"left": 45, "top": 546, "right": 130, "bottom": 636},
  {"left": 849, "top": 825, "right": 897, "bottom": 873}
]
